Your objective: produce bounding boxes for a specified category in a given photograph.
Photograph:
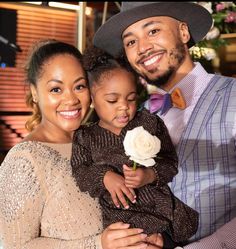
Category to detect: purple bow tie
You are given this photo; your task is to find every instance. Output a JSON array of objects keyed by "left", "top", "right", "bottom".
[{"left": 148, "top": 93, "right": 172, "bottom": 115}]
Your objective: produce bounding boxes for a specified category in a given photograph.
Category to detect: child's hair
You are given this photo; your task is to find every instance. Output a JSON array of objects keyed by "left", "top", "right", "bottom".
[
  {"left": 24, "top": 39, "right": 83, "bottom": 131},
  {"left": 82, "top": 46, "right": 138, "bottom": 88}
]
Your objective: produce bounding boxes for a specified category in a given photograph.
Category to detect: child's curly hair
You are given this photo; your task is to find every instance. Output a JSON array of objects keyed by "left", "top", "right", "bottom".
[{"left": 82, "top": 46, "right": 136, "bottom": 87}]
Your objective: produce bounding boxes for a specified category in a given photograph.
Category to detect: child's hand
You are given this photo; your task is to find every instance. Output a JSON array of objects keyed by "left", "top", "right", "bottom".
[
  {"left": 123, "top": 164, "right": 156, "bottom": 188},
  {"left": 103, "top": 171, "right": 136, "bottom": 209}
]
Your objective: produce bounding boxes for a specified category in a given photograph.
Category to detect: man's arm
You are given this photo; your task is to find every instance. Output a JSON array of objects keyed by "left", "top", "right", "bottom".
[{"left": 176, "top": 218, "right": 236, "bottom": 249}]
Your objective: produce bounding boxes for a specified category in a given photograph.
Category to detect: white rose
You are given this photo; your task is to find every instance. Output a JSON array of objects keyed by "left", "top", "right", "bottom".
[{"left": 123, "top": 126, "right": 161, "bottom": 167}]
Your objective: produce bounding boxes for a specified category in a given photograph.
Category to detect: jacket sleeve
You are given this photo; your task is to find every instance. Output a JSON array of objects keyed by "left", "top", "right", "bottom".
[
  {"left": 0, "top": 147, "right": 103, "bottom": 249},
  {"left": 150, "top": 116, "right": 179, "bottom": 187},
  {"left": 71, "top": 128, "right": 115, "bottom": 198}
]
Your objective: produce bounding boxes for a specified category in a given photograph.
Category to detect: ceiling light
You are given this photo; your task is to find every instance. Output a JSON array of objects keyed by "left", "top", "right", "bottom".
[
  {"left": 48, "top": 2, "right": 92, "bottom": 15},
  {"left": 23, "top": 2, "right": 42, "bottom": 5}
]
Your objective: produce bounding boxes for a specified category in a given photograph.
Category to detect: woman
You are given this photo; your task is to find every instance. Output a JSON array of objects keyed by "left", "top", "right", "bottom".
[{"left": 0, "top": 39, "right": 154, "bottom": 249}]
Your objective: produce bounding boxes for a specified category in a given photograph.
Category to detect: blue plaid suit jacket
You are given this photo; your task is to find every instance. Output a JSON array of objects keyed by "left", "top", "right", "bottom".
[{"left": 170, "top": 74, "right": 236, "bottom": 241}]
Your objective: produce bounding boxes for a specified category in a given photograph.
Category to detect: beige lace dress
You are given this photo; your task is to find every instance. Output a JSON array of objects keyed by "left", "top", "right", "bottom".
[{"left": 0, "top": 141, "right": 103, "bottom": 249}]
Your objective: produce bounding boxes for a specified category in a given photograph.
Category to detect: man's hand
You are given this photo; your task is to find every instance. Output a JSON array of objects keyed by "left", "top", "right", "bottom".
[{"left": 103, "top": 171, "right": 136, "bottom": 208}]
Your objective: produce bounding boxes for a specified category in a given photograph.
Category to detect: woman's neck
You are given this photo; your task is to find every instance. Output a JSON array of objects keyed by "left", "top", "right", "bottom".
[{"left": 23, "top": 124, "right": 73, "bottom": 144}]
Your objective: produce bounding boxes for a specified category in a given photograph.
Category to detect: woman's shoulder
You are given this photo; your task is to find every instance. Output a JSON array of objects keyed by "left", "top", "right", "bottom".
[
  {"left": 4, "top": 140, "right": 54, "bottom": 158},
  {"left": 2, "top": 141, "right": 41, "bottom": 161},
  {"left": 0, "top": 142, "right": 43, "bottom": 196},
  {"left": 1, "top": 141, "right": 67, "bottom": 171}
]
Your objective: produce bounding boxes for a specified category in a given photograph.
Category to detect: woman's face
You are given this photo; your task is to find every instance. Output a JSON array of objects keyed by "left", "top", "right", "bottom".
[{"left": 31, "top": 54, "right": 90, "bottom": 138}]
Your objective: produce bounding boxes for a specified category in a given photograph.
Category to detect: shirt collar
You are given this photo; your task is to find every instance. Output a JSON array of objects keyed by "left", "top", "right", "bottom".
[{"left": 147, "top": 62, "right": 214, "bottom": 107}]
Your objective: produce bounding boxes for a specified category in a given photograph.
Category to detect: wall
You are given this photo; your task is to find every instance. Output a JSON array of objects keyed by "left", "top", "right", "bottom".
[{"left": 0, "top": 2, "right": 83, "bottom": 162}]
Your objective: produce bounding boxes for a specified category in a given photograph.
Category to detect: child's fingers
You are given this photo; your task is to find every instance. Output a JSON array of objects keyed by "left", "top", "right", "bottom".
[
  {"left": 128, "top": 187, "right": 136, "bottom": 198},
  {"left": 110, "top": 191, "right": 120, "bottom": 208},
  {"left": 124, "top": 187, "right": 136, "bottom": 204},
  {"left": 117, "top": 189, "right": 130, "bottom": 209},
  {"left": 125, "top": 177, "right": 139, "bottom": 188}
]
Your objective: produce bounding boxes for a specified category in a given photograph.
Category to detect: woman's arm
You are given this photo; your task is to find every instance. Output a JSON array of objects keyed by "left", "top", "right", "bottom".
[{"left": 0, "top": 147, "right": 98, "bottom": 249}]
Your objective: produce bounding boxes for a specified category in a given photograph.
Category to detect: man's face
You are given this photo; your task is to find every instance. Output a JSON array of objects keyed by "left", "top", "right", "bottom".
[{"left": 122, "top": 16, "right": 188, "bottom": 87}]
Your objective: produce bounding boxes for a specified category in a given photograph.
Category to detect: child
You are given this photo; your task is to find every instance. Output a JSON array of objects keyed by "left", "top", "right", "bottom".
[{"left": 71, "top": 47, "right": 199, "bottom": 248}]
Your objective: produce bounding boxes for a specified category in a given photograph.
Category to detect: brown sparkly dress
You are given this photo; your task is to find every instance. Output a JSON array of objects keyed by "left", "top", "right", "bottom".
[
  {"left": 71, "top": 109, "right": 199, "bottom": 242},
  {"left": 0, "top": 142, "right": 103, "bottom": 249}
]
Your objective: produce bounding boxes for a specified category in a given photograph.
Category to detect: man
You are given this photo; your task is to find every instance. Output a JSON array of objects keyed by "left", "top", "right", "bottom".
[{"left": 93, "top": 2, "right": 236, "bottom": 248}]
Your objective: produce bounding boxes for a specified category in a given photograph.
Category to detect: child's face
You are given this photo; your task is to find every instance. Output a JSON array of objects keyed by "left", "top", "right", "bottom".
[{"left": 92, "top": 68, "right": 137, "bottom": 135}]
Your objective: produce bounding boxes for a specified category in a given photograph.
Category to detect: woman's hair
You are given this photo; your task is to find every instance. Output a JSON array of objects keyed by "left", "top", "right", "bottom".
[
  {"left": 82, "top": 46, "right": 137, "bottom": 88},
  {"left": 24, "top": 39, "right": 83, "bottom": 131}
]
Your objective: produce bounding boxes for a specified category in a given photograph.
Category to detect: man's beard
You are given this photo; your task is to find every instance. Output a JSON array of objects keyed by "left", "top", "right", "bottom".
[
  {"left": 142, "top": 43, "right": 186, "bottom": 88},
  {"left": 143, "top": 66, "right": 174, "bottom": 87}
]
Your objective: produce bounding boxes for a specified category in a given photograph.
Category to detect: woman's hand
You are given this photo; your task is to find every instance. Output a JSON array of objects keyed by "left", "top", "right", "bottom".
[{"left": 101, "top": 222, "right": 148, "bottom": 249}]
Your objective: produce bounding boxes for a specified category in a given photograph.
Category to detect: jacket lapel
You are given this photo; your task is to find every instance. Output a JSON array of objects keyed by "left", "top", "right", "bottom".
[{"left": 177, "top": 75, "right": 232, "bottom": 165}]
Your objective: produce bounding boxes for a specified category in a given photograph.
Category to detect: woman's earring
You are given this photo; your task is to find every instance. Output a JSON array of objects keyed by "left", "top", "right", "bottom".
[
  {"left": 90, "top": 103, "right": 94, "bottom": 109},
  {"left": 33, "top": 98, "right": 37, "bottom": 103}
]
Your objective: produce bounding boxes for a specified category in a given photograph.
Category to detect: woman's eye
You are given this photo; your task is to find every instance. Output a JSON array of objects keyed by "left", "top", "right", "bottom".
[
  {"left": 75, "top": 84, "right": 87, "bottom": 91},
  {"left": 50, "top": 87, "right": 61, "bottom": 93}
]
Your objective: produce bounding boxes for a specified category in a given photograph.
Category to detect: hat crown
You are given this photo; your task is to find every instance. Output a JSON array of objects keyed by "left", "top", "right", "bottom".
[
  {"left": 121, "top": 2, "right": 156, "bottom": 12},
  {"left": 94, "top": 2, "right": 213, "bottom": 57}
]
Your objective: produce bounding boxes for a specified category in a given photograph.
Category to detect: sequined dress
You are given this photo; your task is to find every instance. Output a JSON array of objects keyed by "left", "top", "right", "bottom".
[{"left": 0, "top": 141, "right": 103, "bottom": 249}]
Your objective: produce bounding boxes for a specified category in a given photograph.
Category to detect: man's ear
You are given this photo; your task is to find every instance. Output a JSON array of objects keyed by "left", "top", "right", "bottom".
[
  {"left": 179, "top": 22, "right": 191, "bottom": 45},
  {"left": 30, "top": 84, "right": 38, "bottom": 103}
]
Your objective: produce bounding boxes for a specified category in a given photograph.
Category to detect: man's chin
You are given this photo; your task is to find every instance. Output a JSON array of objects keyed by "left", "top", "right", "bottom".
[{"left": 142, "top": 68, "right": 174, "bottom": 87}]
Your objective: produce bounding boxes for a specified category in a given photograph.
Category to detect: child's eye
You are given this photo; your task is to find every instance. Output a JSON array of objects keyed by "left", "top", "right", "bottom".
[
  {"left": 50, "top": 87, "right": 61, "bottom": 93},
  {"left": 128, "top": 98, "right": 136, "bottom": 102},
  {"left": 107, "top": 100, "right": 117, "bottom": 104}
]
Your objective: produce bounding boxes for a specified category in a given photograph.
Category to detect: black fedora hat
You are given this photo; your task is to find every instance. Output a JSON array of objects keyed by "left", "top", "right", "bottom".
[{"left": 93, "top": 2, "right": 213, "bottom": 57}]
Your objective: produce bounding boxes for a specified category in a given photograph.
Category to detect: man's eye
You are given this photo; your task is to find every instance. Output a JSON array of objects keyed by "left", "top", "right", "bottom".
[
  {"left": 126, "top": 40, "right": 136, "bottom": 47},
  {"left": 149, "top": 29, "right": 159, "bottom": 35}
]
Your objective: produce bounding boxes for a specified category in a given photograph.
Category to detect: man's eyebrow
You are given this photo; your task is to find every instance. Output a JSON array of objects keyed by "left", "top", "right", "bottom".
[{"left": 122, "top": 21, "right": 162, "bottom": 40}]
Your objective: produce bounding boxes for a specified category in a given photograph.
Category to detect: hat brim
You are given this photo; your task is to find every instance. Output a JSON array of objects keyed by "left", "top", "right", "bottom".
[{"left": 94, "top": 2, "right": 213, "bottom": 57}]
